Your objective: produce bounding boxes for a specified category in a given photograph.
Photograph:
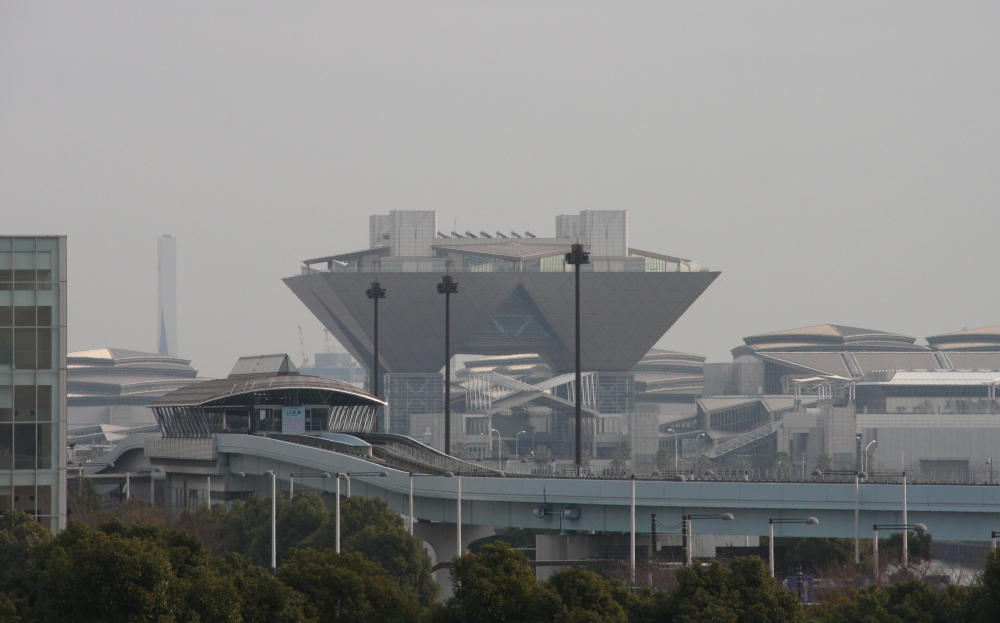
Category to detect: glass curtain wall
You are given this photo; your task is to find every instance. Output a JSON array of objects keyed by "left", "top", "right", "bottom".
[{"left": 0, "top": 236, "right": 66, "bottom": 533}]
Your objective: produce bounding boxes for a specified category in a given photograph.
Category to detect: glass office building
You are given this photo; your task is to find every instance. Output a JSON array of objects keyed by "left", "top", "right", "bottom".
[{"left": 0, "top": 236, "right": 67, "bottom": 531}]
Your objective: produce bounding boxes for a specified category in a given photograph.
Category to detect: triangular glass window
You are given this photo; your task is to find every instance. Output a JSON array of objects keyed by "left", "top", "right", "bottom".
[{"left": 473, "top": 286, "right": 556, "bottom": 339}]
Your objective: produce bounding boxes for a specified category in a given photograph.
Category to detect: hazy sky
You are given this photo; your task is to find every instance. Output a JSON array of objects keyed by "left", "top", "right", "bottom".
[{"left": 2, "top": 2, "right": 998, "bottom": 377}]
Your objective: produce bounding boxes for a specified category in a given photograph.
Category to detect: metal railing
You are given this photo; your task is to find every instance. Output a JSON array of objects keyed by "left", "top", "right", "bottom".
[{"left": 453, "top": 459, "right": 1000, "bottom": 485}]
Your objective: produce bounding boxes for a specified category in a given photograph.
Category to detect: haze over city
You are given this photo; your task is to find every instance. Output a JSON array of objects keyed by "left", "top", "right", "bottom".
[{"left": 2, "top": 2, "right": 997, "bottom": 377}]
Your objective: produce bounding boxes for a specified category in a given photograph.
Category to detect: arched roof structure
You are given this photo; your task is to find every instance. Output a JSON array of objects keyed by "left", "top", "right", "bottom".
[{"left": 150, "top": 354, "right": 384, "bottom": 438}]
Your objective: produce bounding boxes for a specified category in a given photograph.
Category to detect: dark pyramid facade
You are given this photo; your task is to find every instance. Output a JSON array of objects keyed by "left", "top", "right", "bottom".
[{"left": 284, "top": 270, "right": 719, "bottom": 375}]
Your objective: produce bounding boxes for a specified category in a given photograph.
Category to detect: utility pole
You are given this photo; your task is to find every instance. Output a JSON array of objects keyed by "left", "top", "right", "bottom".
[
  {"left": 437, "top": 276, "right": 459, "bottom": 455},
  {"left": 366, "top": 281, "right": 386, "bottom": 431},
  {"left": 564, "top": 243, "right": 589, "bottom": 475}
]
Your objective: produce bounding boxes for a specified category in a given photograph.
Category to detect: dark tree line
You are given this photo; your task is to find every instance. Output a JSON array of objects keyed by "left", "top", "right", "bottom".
[{"left": 6, "top": 492, "right": 1000, "bottom": 623}]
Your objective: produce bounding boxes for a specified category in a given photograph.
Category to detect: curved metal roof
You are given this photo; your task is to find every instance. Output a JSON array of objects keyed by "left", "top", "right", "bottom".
[{"left": 150, "top": 373, "right": 385, "bottom": 408}]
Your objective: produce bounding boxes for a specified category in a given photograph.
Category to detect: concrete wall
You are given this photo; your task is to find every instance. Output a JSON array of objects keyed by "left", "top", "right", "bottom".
[
  {"left": 703, "top": 363, "right": 736, "bottom": 397},
  {"left": 736, "top": 362, "right": 766, "bottom": 396},
  {"left": 630, "top": 410, "right": 658, "bottom": 466}
]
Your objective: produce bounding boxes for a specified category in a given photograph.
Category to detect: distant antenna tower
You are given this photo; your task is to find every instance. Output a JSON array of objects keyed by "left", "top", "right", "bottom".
[
  {"left": 324, "top": 329, "right": 331, "bottom": 353},
  {"left": 298, "top": 325, "right": 309, "bottom": 366},
  {"left": 157, "top": 235, "right": 178, "bottom": 356}
]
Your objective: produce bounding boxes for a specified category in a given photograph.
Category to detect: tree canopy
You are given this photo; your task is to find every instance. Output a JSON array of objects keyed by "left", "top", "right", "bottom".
[{"left": 4, "top": 497, "right": 997, "bottom": 623}]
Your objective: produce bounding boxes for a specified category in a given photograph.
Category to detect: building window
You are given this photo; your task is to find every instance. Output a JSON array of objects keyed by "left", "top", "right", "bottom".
[
  {"left": 306, "top": 407, "right": 328, "bottom": 431},
  {"left": 0, "top": 248, "right": 53, "bottom": 291},
  {"left": 0, "top": 306, "right": 54, "bottom": 369},
  {"left": 256, "top": 407, "right": 283, "bottom": 432},
  {"left": 463, "top": 254, "right": 516, "bottom": 273},
  {"left": 0, "top": 385, "right": 53, "bottom": 470}
]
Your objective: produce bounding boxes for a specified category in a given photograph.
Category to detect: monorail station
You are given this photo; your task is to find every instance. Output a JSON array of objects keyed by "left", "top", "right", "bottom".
[{"left": 150, "top": 354, "right": 383, "bottom": 437}]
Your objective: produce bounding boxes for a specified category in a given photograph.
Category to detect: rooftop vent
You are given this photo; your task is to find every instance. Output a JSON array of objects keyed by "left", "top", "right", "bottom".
[{"left": 229, "top": 354, "right": 299, "bottom": 378}]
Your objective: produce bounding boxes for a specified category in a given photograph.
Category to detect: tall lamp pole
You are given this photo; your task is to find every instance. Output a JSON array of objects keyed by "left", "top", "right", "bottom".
[
  {"left": 768, "top": 517, "right": 819, "bottom": 577},
  {"left": 564, "top": 243, "right": 589, "bottom": 475},
  {"left": 366, "top": 281, "right": 386, "bottom": 431},
  {"left": 437, "top": 275, "right": 459, "bottom": 455},
  {"left": 334, "top": 471, "right": 387, "bottom": 553},
  {"left": 265, "top": 470, "right": 276, "bottom": 571},
  {"left": 873, "top": 522, "right": 926, "bottom": 579},
  {"left": 863, "top": 439, "right": 877, "bottom": 474},
  {"left": 409, "top": 472, "right": 454, "bottom": 534},
  {"left": 683, "top": 513, "right": 734, "bottom": 565},
  {"left": 666, "top": 428, "right": 678, "bottom": 470}
]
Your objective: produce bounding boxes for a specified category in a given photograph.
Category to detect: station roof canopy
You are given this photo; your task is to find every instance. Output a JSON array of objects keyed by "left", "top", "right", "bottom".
[{"left": 150, "top": 354, "right": 384, "bottom": 409}]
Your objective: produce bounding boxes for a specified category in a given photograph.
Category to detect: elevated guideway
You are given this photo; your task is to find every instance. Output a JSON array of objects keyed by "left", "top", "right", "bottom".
[
  {"left": 212, "top": 433, "right": 1000, "bottom": 542},
  {"left": 268, "top": 432, "right": 500, "bottom": 476}
]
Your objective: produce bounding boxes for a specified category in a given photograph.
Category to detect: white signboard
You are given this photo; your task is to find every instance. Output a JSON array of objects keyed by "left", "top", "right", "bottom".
[{"left": 281, "top": 406, "right": 306, "bottom": 434}]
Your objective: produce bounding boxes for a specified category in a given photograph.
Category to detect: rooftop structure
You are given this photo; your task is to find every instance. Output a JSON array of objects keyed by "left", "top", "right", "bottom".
[
  {"left": 926, "top": 325, "right": 1000, "bottom": 352},
  {"left": 150, "top": 354, "right": 384, "bottom": 437},
  {"left": 735, "top": 324, "right": 929, "bottom": 356},
  {"left": 704, "top": 322, "right": 1000, "bottom": 476},
  {"left": 68, "top": 348, "right": 202, "bottom": 428},
  {"left": 286, "top": 210, "right": 716, "bottom": 375},
  {"left": 724, "top": 323, "right": 1000, "bottom": 395}
]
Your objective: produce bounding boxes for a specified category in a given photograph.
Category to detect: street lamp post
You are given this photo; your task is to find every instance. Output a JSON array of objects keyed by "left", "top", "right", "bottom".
[
  {"left": 768, "top": 517, "right": 819, "bottom": 577},
  {"left": 515, "top": 430, "right": 527, "bottom": 458},
  {"left": 366, "top": 281, "right": 386, "bottom": 432},
  {"left": 289, "top": 471, "right": 331, "bottom": 500},
  {"left": 666, "top": 428, "right": 678, "bottom": 470},
  {"left": 124, "top": 468, "right": 160, "bottom": 502},
  {"left": 814, "top": 469, "right": 867, "bottom": 565},
  {"left": 265, "top": 470, "right": 277, "bottom": 571},
  {"left": 564, "top": 243, "right": 589, "bottom": 476},
  {"left": 683, "top": 513, "right": 734, "bottom": 566},
  {"left": 334, "top": 471, "right": 388, "bottom": 553},
  {"left": 873, "top": 523, "right": 927, "bottom": 579},
  {"left": 437, "top": 275, "right": 459, "bottom": 455},
  {"left": 629, "top": 475, "right": 636, "bottom": 584},
  {"left": 408, "top": 472, "right": 454, "bottom": 535},
  {"left": 69, "top": 462, "right": 114, "bottom": 497},
  {"left": 490, "top": 428, "right": 501, "bottom": 463},
  {"left": 693, "top": 433, "right": 707, "bottom": 474},
  {"left": 992, "top": 531, "right": 1000, "bottom": 549},
  {"left": 456, "top": 473, "right": 463, "bottom": 558},
  {"left": 203, "top": 471, "right": 246, "bottom": 509},
  {"left": 863, "top": 440, "right": 877, "bottom": 474}
]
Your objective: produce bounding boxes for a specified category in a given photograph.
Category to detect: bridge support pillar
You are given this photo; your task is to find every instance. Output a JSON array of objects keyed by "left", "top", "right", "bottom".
[{"left": 413, "top": 522, "right": 495, "bottom": 600}]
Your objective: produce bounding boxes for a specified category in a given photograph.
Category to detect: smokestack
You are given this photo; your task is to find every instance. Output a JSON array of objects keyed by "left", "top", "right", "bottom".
[{"left": 157, "top": 235, "right": 177, "bottom": 356}]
